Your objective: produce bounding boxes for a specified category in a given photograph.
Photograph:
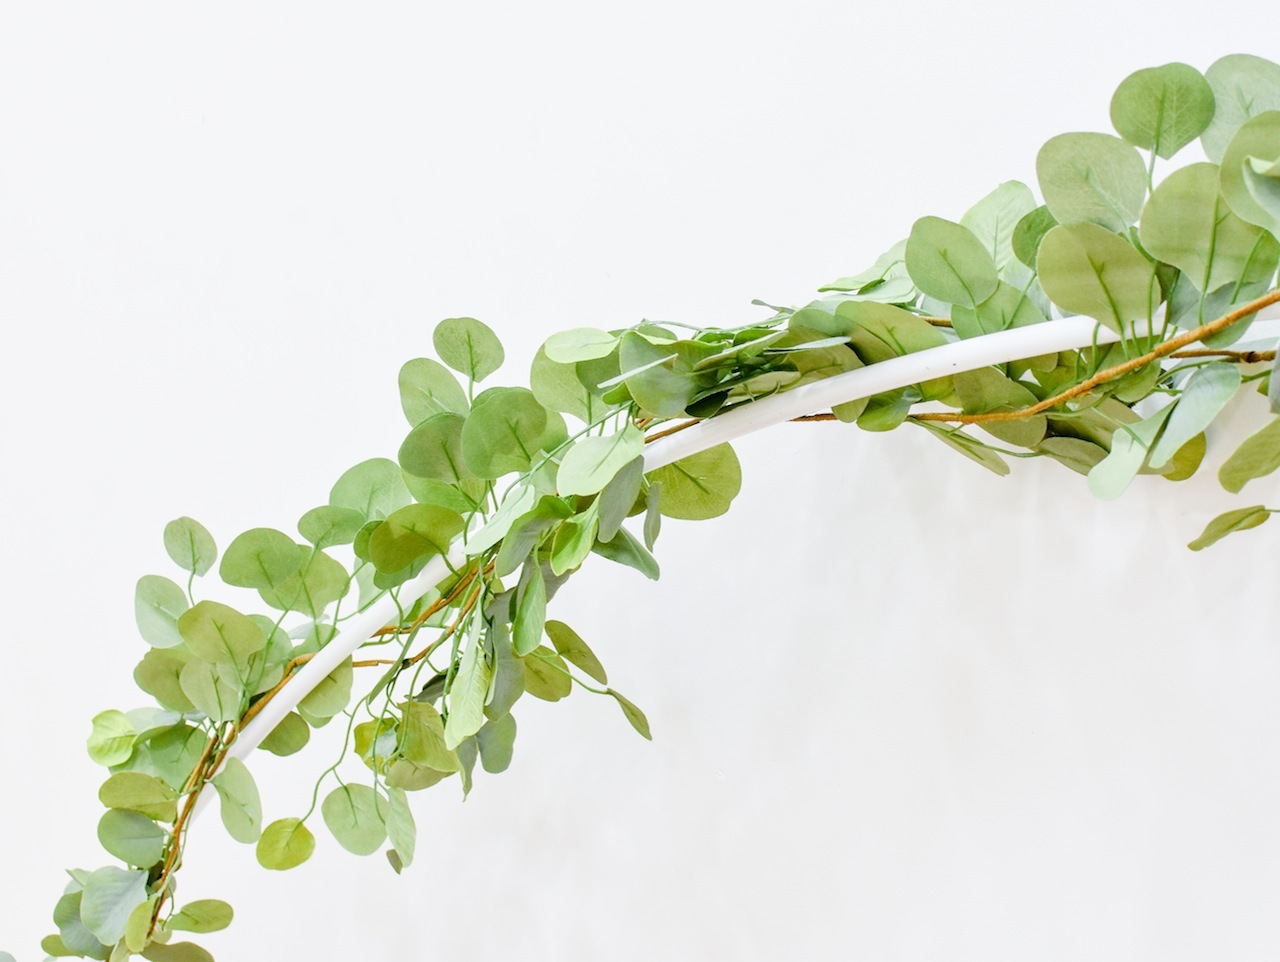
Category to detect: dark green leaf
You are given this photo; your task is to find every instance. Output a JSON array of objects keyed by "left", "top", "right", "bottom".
[{"left": 591, "top": 526, "right": 660, "bottom": 580}]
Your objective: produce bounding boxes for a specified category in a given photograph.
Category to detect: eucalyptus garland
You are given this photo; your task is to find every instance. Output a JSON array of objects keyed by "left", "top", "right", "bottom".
[{"left": 18, "top": 53, "right": 1280, "bottom": 962}]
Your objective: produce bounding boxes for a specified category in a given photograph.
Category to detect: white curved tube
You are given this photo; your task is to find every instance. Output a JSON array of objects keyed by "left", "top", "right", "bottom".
[{"left": 227, "top": 308, "right": 1280, "bottom": 763}]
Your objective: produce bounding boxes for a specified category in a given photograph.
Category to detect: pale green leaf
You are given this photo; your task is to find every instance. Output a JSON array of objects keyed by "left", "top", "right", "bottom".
[
  {"left": 1036, "top": 223, "right": 1156, "bottom": 332},
  {"left": 556, "top": 424, "right": 644, "bottom": 497},
  {"left": 544, "top": 328, "right": 618, "bottom": 363},
  {"left": 1219, "top": 111, "right": 1280, "bottom": 231},
  {"left": 1188, "top": 505, "right": 1271, "bottom": 549},
  {"left": 531, "top": 344, "right": 600, "bottom": 423},
  {"left": 609, "top": 689, "right": 652, "bottom": 740},
  {"left": 386, "top": 787, "right": 417, "bottom": 868},
  {"left": 87, "top": 711, "right": 137, "bottom": 767},
  {"left": 397, "top": 701, "right": 459, "bottom": 773},
  {"left": 1012, "top": 205, "right": 1058, "bottom": 269},
  {"left": 166, "top": 900, "right": 233, "bottom": 934},
  {"left": 522, "top": 647, "right": 572, "bottom": 702},
  {"left": 960, "top": 181, "right": 1038, "bottom": 272},
  {"left": 134, "top": 576, "right": 189, "bottom": 649},
  {"left": 162, "top": 518, "right": 217, "bottom": 577},
  {"left": 1148, "top": 363, "right": 1241, "bottom": 468},
  {"left": 444, "top": 633, "right": 492, "bottom": 750},
  {"left": 367, "top": 503, "right": 464, "bottom": 574},
  {"left": 1202, "top": 54, "right": 1280, "bottom": 163},
  {"left": 545, "top": 620, "right": 607, "bottom": 684},
  {"left": 398, "top": 412, "right": 473, "bottom": 484},
  {"left": 177, "top": 600, "right": 264, "bottom": 668},
  {"left": 256, "top": 817, "right": 315, "bottom": 870},
  {"left": 646, "top": 443, "right": 742, "bottom": 521},
  {"left": 141, "top": 941, "right": 215, "bottom": 962},
  {"left": 591, "top": 526, "right": 660, "bottom": 580},
  {"left": 218, "top": 528, "right": 306, "bottom": 591},
  {"left": 133, "top": 648, "right": 195, "bottom": 713},
  {"left": 321, "top": 784, "right": 388, "bottom": 856},
  {"left": 1036, "top": 132, "right": 1147, "bottom": 232},
  {"left": 178, "top": 660, "right": 243, "bottom": 724},
  {"left": 461, "top": 387, "right": 552, "bottom": 478},
  {"left": 398, "top": 357, "right": 469, "bottom": 425},
  {"left": 597, "top": 456, "right": 644, "bottom": 544},
  {"left": 513, "top": 564, "right": 547, "bottom": 656},
  {"left": 433, "top": 316, "right": 504, "bottom": 382},
  {"left": 1110, "top": 62, "right": 1215, "bottom": 158},
  {"left": 329, "top": 458, "right": 413, "bottom": 523},
  {"left": 1087, "top": 407, "right": 1171, "bottom": 500},
  {"left": 550, "top": 507, "right": 599, "bottom": 576},
  {"left": 904, "top": 215, "right": 998, "bottom": 308},
  {"left": 97, "top": 810, "right": 167, "bottom": 868},
  {"left": 1219, "top": 416, "right": 1280, "bottom": 492},
  {"left": 297, "top": 657, "right": 353, "bottom": 721},
  {"left": 79, "top": 867, "right": 148, "bottom": 947},
  {"left": 99, "top": 772, "right": 178, "bottom": 822},
  {"left": 297, "top": 505, "right": 365, "bottom": 549},
  {"left": 211, "top": 757, "right": 262, "bottom": 844}
]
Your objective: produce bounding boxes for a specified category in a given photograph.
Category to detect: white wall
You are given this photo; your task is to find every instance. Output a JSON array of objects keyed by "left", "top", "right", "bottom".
[{"left": 3, "top": 4, "right": 1279, "bottom": 960}]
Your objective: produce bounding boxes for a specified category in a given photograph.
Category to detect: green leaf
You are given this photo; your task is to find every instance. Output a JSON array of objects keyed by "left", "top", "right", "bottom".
[
  {"left": 54, "top": 891, "right": 108, "bottom": 959},
  {"left": 166, "top": 900, "right": 233, "bottom": 934},
  {"left": 461, "top": 387, "right": 552, "bottom": 478},
  {"left": 134, "top": 576, "right": 189, "bottom": 649},
  {"left": 141, "top": 941, "right": 216, "bottom": 962},
  {"left": 210, "top": 756, "right": 262, "bottom": 844},
  {"left": 493, "top": 495, "right": 574, "bottom": 577},
  {"left": 398, "top": 412, "right": 474, "bottom": 485},
  {"left": 1110, "top": 62, "right": 1215, "bottom": 159},
  {"left": 218, "top": 528, "right": 306, "bottom": 591},
  {"left": 522, "top": 648, "right": 572, "bottom": 702},
  {"left": 1140, "top": 162, "right": 1280, "bottom": 294},
  {"left": 1012, "top": 206, "right": 1058, "bottom": 271},
  {"left": 1036, "top": 132, "right": 1147, "bottom": 232},
  {"left": 476, "top": 714, "right": 517, "bottom": 774},
  {"left": 163, "top": 518, "right": 217, "bottom": 577},
  {"left": 596, "top": 456, "right": 644, "bottom": 544},
  {"left": 1219, "top": 416, "right": 1280, "bottom": 492},
  {"left": 398, "top": 357, "right": 469, "bottom": 425},
  {"left": 916, "top": 421, "right": 1011, "bottom": 476},
  {"left": 433, "top": 316, "right": 505, "bottom": 382},
  {"left": 259, "top": 712, "right": 311, "bottom": 757},
  {"left": 1087, "top": 407, "right": 1171, "bottom": 500},
  {"left": 609, "top": 690, "right": 652, "bottom": 740},
  {"left": 951, "top": 367, "right": 1046, "bottom": 448},
  {"left": 530, "top": 344, "right": 600, "bottom": 423},
  {"left": 297, "top": 657, "right": 353, "bottom": 722},
  {"left": 904, "top": 215, "right": 998, "bottom": 308},
  {"left": 545, "top": 620, "right": 607, "bottom": 684},
  {"left": 1202, "top": 54, "right": 1280, "bottom": 163},
  {"left": 321, "top": 784, "right": 388, "bottom": 856},
  {"left": 960, "top": 181, "right": 1038, "bottom": 273},
  {"left": 397, "top": 701, "right": 458, "bottom": 772},
  {"left": 645, "top": 443, "right": 742, "bottom": 521},
  {"left": 1188, "top": 505, "right": 1271, "bottom": 550},
  {"left": 256, "top": 817, "right": 315, "bottom": 870},
  {"left": 550, "top": 508, "right": 600, "bottom": 576},
  {"left": 329, "top": 458, "right": 412, "bottom": 523},
  {"left": 87, "top": 711, "right": 137, "bottom": 767},
  {"left": 444, "top": 632, "right": 492, "bottom": 750},
  {"left": 616, "top": 333, "right": 717, "bottom": 418},
  {"left": 297, "top": 505, "right": 365, "bottom": 549},
  {"left": 124, "top": 898, "right": 155, "bottom": 953},
  {"left": 79, "top": 867, "right": 148, "bottom": 946},
  {"left": 484, "top": 624, "right": 525, "bottom": 721},
  {"left": 99, "top": 772, "right": 178, "bottom": 822},
  {"left": 1036, "top": 436, "right": 1109, "bottom": 476},
  {"left": 557, "top": 425, "right": 644, "bottom": 498},
  {"left": 544, "top": 328, "right": 618, "bottom": 363},
  {"left": 134, "top": 648, "right": 195, "bottom": 712},
  {"left": 97, "top": 810, "right": 167, "bottom": 867},
  {"left": 1244, "top": 153, "right": 1280, "bottom": 226},
  {"left": 1148, "top": 363, "right": 1241, "bottom": 468},
  {"left": 258, "top": 550, "right": 350, "bottom": 619},
  {"left": 1036, "top": 223, "right": 1156, "bottom": 332},
  {"left": 643, "top": 482, "right": 662, "bottom": 549},
  {"left": 177, "top": 600, "right": 265, "bottom": 668},
  {"left": 178, "top": 660, "right": 244, "bottom": 723},
  {"left": 386, "top": 787, "right": 417, "bottom": 868},
  {"left": 591, "top": 525, "right": 661, "bottom": 580},
  {"left": 950, "top": 281, "right": 1046, "bottom": 340},
  {"left": 367, "top": 502, "right": 464, "bottom": 573},
  {"left": 513, "top": 563, "right": 547, "bottom": 656},
  {"left": 1219, "top": 111, "right": 1280, "bottom": 232}
]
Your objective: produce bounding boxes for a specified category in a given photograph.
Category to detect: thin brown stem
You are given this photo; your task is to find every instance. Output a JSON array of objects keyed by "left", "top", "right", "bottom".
[{"left": 1169, "top": 348, "right": 1275, "bottom": 362}]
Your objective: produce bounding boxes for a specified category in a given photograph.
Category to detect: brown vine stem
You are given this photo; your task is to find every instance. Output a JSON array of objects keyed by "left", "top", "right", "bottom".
[
  {"left": 1170, "top": 348, "right": 1275, "bottom": 362},
  {"left": 908, "top": 290, "right": 1280, "bottom": 426}
]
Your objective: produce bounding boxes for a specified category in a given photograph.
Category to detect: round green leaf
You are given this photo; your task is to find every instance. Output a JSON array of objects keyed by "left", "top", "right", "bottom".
[
  {"left": 297, "top": 657, "right": 354, "bottom": 721},
  {"left": 257, "top": 549, "right": 350, "bottom": 618},
  {"left": 543, "top": 327, "right": 618, "bottom": 363},
  {"left": 522, "top": 647, "right": 572, "bottom": 702},
  {"left": 397, "top": 701, "right": 459, "bottom": 773},
  {"left": 176, "top": 600, "right": 265, "bottom": 667},
  {"left": 398, "top": 356, "right": 469, "bottom": 425},
  {"left": 321, "top": 785, "right": 388, "bottom": 856},
  {"left": 211, "top": 756, "right": 262, "bottom": 844},
  {"left": 1012, "top": 205, "right": 1058, "bottom": 269},
  {"left": 1148, "top": 363, "right": 1241, "bottom": 469},
  {"left": 646, "top": 443, "right": 742, "bottom": 521},
  {"left": 79, "top": 867, "right": 148, "bottom": 947},
  {"left": 259, "top": 711, "right": 311, "bottom": 757},
  {"left": 218, "top": 528, "right": 307, "bottom": 591},
  {"left": 256, "top": 817, "right": 316, "bottom": 870},
  {"left": 1202, "top": 54, "right": 1280, "bottom": 163},
  {"left": 1036, "top": 223, "right": 1157, "bottom": 332},
  {"left": 1110, "top": 62, "right": 1214, "bottom": 159},
  {"left": 87, "top": 710, "right": 137, "bottom": 767},
  {"left": 398, "top": 412, "right": 473, "bottom": 484},
  {"left": 166, "top": 899, "right": 233, "bottom": 934},
  {"left": 140, "top": 940, "right": 216, "bottom": 962},
  {"left": 297, "top": 505, "right": 365, "bottom": 549},
  {"left": 556, "top": 424, "right": 645, "bottom": 497},
  {"left": 433, "top": 316, "right": 504, "bottom": 382},
  {"left": 1140, "top": 162, "right": 1280, "bottom": 293},
  {"left": 99, "top": 772, "right": 178, "bottom": 822},
  {"left": 367, "top": 503, "right": 465, "bottom": 573},
  {"left": 134, "top": 575, "right": 189, "bottom": 649},
  {"left": 329, "top": 457, "right": 412, "bottom": 522},
  {"left": 1219, "top": 110, "right": 1280, "bottom": 231},
  {"left": 53, "top": 892, "right": 107, "bottom": 958},
  {"left": 162, "top": 517, "right": 217, "bottom": 577},
  {"left": 476, "top": 714, "right": 517, "bottom": 774},
  {"left": 904, "top": 215, "right": 998, "bottom": 308},
  {"left": 530, "top": 344, "right": 599, "bottom": 423},
  {"left": 178, "top": 660, "right": 244, "bottom": 724},
  {"left": 461, "top": 387, "right": 552, "bottom": 478},
  {"left": 959, "top": 181, "right": 1038, "bottom": 272},
  {"left": 97, "top": 810, "right": 167, "bottom": 867},
  {"left": 1036, "top": 132, "right": 1147, "bottom": 232},
  {"left": 134, "top": 648, "right": 196, "bottom": 713}
]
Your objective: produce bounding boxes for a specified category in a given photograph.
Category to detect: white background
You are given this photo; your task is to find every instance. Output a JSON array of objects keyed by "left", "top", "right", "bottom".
[{"left": 3, "top": 3, "right": 1280, "bottom": 960}]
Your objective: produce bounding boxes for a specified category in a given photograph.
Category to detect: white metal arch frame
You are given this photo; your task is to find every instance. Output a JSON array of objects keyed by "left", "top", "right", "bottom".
[{"left": 226, "top": 309, "right": 1278, "bottom": 766}]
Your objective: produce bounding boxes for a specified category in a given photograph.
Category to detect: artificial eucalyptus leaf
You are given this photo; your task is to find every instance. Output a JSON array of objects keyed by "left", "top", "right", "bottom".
[
  {"left": 97, "top": 810, "right": 167, "bottom": 868},
  {"left": 329, "top": 458, "right": 412, "bottom": 523},
  {"left": 433, "top": 316, "right": 504, "bottom": 382},
  {"left": 1219, "top": 111, "right": 1280, "bottom": 232},
  {"left": 210, "top": 757, "right": 262, "bottom": 844},
  {"left": 444, "top": 633, "right": 492, "bottom": 750},
  {"left": 99, "top": 772, "right": 178, "bottom": 822},
  {"left": 544, "top": 328, "right": 618, "bottom": 364},
  {"left": 1202, "top": 54, "right": 1280, "bottom": 163},
  {"left": 1110, "top": 62, "right": 1215, "bottom": 159},
  {"left": 398, "top": 357, "right": 469, "bottom": 426},
  {"left": 398, "top": 701, "right": 459, "bottom": 773},
  {"left": 1140, "top": 162, "right": 1280, "bottom": 293},
  {"left": 1036, "top": 132, "right": 1147, "bottom": 232},
  {"left": 178, "top": 660, "right": 243, "bottom": 724},
  {"left": 166, "top": 900, "right": 233, "bottom": 934},
  {"left": 596, "top": 456, "right": 645, "bottom": 543},
  {"left": 163, "top": 518, "right": 217, "bottom": 577},
  {"left": 522, "top": 647, "right": 572, "bottom": 702},
  {"left": 134, "top": 576, "right": 189, "bottom": 649},
  {"left": 484, "top": 624, "right": 525, "bottom": 721},
  {"left": 476, "top": 714, "right": 517, "bottom": 774},
  {"left": 53, "top": 891, "right": 108, "bottom": 959},
  {"left": 1036, "top": 436, "right": 1109, "bottom": 476},
  {"left": 646, "top": 444, "right": 742, "bottom": 520},
  {"left": 591, "top": 526, "right": 661, "bottom": 580},
  {"left": 386, "top": 787, "right": 417, "bottom": 868},
  {"left": 904, "top": 215, "right": 999, "bottom": 308},
  {"left": 367, "top": 503, "right": 464, "bottom": 573},
  {"left": 258, "top": 549, "right": 350, "bottom": 619},
  {"left": 124, "top": 898, "right": 155, "bottom": 953},
  {"left": 1012, "top": 205, "right": 1058, "bottom": 270},
  {"left": 950, "top": 281, "right": 1046, "bottom": 340},
  {"left": 493, "top": 495, "right": 574, "bottom": 577},
  {"left": 531, "top": 344, "right": 599, "bottom": 423},
  {"left": 461, "top": 387, "right": 550, "bottom": 478},
  {"left": 256, "top": 818, "right": 315, "bottom": 871},
  {"left": 545, "top": 620, "right": 607, "bottom": 684},
  {"left": 513, "top": 563, "right": 547, "bottom": 656},
  {"left": 134, "top": 649, "right": 195, "bottom": 713},
  {"left": 177, "top": 601, "right": 264, "bottom": 668},
  {"left": 1087, "top": 407, "right": 1171, "bottom": 500},
  {"left": 1188, "top": 504, "right": 1272, "bottom": 550},
  {"left": 79, "top": 867, "right": 148, "bottom": 947},
  {"left": 321, "top": 784, "right": 388, "bottom": 856},
  {"left": 550, "top": 508, "right": 600, "bottom": 576},
  {"left": 1148, "top": 363, "right": 1241, "bottom": 468},
  {"left": 557, "top": 425, "right": 644, "bottom": 497},
  {"left": 141, "top": 941, "right": 216, "bottom": 962},
  {"left": 297, "top": 505, "right": 365, "bottom": 549},
  {"left": 1244, "top": 153, "right": 1280, "bottom": 226},
  {"left": 1036, "top": 223, "right": 1156, "bottom": 332},
  {"left": 463, "top": 483, "right": 537, "bottom": 556},
  {"left": 609, "top": 690, "right": 652, "bottom": 740},
  {"left": 87, "top": 711, "right": 137, "bottom": 768},
  {"left": 297, "top": 658, "right": 353, "bottom": 722},
  {"left": 398, "top": 412, "right": 473, "bottom": 485},
  {"left": 960, "top": 181, "right": 1038, "bottom": 272},
  {"left": 916, "top": 421, "right": 1010, "bottom": 476},
  {"left": 218, "top": 528, "right": 306, "bottom": 591},
  {"left": 1219, "top": 416, "right": 1280, "bottom": 492},
  {"left": 951, "top": 368, "right": 1046, "bottom": 448},
  {"left": 643, "top": 482, "right": 663, "bottom": 549}
]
